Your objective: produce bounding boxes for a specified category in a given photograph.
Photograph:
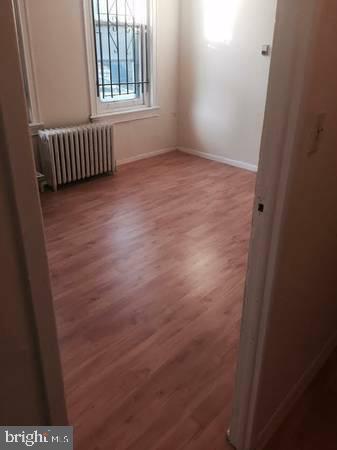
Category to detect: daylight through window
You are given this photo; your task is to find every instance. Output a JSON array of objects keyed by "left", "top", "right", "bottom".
[{"left": 91, "top": 0, "right": 150, "bottom": 104}]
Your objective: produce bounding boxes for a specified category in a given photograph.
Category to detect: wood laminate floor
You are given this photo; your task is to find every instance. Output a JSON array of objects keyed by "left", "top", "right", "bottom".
[{"left": 42, "top": 151, "right": 256, "bottom": 449}]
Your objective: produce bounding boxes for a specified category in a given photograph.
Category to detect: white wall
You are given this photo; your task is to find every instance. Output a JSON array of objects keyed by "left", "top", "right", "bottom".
[
  {"left": 178, "top": 0, "right": 277, "bottom": 168},
  {"left": 25, "top": 0, "right": 179, "bottom": 161},
  {"left": 25, "top": 0, "right": 277, "bottom": 166}
]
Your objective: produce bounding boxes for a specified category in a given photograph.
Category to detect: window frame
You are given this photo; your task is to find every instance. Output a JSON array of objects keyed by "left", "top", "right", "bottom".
[
  {"left": 83, "top": 0, "right": 158, "bottom": 122},
  {"left": 13, "top": 0, "right": 43, "bottom": 134}
]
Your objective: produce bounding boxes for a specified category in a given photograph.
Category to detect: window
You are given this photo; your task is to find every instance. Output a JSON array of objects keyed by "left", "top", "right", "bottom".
[{"left": 85, "top": 0, "right": 157, "bottom": 119}]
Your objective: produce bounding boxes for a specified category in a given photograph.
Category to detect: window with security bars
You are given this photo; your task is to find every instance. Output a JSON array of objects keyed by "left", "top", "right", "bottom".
[{"left": 91, "top": 0, "right": 150, "bottom": 104}]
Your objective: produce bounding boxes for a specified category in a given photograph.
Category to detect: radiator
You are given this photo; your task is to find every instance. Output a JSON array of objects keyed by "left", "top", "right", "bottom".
[{"left": 39, "top": 124, "right": 115, "bottom": 191}]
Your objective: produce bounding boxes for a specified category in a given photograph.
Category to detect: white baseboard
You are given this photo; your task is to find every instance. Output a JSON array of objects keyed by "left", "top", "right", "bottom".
[
  {"left": 116, "top": 147, "right": 258, "bottom": 173},
  {"left": 177, "top": 147, "right": 258, "bottom": 173},
  {"left": 117, "top": 147, "right": 177, "bottom": 166},
  {"left": 256, "top": 331, "right": 337, "bottom": 450}
]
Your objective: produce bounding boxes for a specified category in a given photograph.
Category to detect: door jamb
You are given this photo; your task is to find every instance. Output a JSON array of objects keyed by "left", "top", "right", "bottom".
[
  {"left": 229, "top": 1, "right": 321, "bottom": 449},
  {"left": 0, "top": 0, "right": 68, "bottom": 425}
]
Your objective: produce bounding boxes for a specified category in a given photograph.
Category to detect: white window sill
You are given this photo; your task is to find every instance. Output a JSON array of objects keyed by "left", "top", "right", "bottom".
[
  {"left": 29, "top": 122, "right": 44, "bottom": 136},
  {"left": 90, "top": 106, "right": 160, "bottom": 124}
]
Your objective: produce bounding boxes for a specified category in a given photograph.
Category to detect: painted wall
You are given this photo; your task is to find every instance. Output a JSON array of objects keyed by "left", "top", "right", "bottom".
[
  {"left": 25, "top": 0, "right": 179, "bottom": 161},
  {"left": 178, "top": 0, "right": 277, "bottom": 168},
  {"left": 252, "top": 0, "right": 337, "bottom": 444}
]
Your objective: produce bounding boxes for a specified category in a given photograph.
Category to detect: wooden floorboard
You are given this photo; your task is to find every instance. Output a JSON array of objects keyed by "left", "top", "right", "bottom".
[{"left": 42, "top": 151, "right": 256, "bottom": 450}]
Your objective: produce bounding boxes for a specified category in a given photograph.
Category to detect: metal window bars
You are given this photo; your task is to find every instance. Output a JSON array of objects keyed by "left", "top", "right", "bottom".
[{"left": 91, "top": 0, "right": 150, "bottom": 101}]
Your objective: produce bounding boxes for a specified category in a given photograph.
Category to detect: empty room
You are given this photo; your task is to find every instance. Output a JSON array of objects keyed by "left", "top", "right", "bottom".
[
  {"left": 11, "top": 0, "right": 276, "bottom": 448},
  {"left": 4, "top": 0, "right": 337, "bottom": 449}
]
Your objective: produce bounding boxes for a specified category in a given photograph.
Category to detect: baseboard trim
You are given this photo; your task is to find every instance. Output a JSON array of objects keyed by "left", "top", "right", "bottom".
[
  {"left": 116, "top": 147, "right": 258, "bottom": 172},
  {"left": 256, "top": 331, "right": 337, "bottom": 450},
  {"left": 177, "top": 147, "right": 258, "bottom": 173},
  {"left": 117, "top": 148, "right": 177, "bottom": 166}
]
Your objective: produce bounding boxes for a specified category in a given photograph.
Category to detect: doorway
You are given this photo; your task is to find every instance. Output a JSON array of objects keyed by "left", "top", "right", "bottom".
[
  {"left": 15, "top": 0, "right": 277, "bottom": 447},
  {"left": 1, "top": 0, "right": 312, "bottom": 448}
]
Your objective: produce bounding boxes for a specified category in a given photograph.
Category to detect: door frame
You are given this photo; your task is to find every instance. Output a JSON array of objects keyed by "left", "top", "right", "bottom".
[
  {"left": 229, "top": 0, "right": 322, "bottom": 449},
  {"left": 0, "top": 0, "right": 68, "bottom": 425}
]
